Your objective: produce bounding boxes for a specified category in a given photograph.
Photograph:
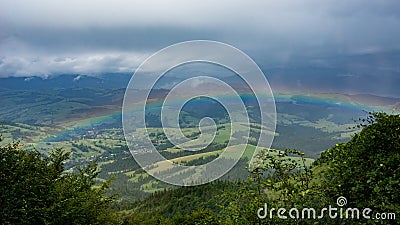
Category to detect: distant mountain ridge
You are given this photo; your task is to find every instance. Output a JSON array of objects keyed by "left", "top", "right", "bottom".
[
  {"left": 0, "top": 73, "right": 131, "bottom": 90},
  {"left": 1, "top": 73, "right": 398, "bottom": 110}
]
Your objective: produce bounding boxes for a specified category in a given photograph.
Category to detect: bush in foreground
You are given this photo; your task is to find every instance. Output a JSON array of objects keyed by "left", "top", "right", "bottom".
[{"left": 0, "top": 141, "right": 118, "bottom": 225}]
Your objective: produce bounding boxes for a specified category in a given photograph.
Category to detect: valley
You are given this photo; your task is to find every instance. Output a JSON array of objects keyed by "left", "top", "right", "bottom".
[{"left": 1, "top": 80, "right": 396, "bottom": 201}]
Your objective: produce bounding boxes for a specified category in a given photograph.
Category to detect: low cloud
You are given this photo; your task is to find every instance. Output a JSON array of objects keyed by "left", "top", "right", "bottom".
[
  {"left": 0, "top": 50, "right": 148, "bottom": 77},
  {"left": 0, "top": 0, "right": 400, "bottom": 77}
]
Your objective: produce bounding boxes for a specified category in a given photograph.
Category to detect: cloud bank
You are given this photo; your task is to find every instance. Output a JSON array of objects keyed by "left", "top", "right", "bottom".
[{"left": 0, "top": 0, "right": 400, "bottom": 78}]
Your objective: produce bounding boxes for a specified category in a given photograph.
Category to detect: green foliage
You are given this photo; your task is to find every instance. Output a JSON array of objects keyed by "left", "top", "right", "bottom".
[
  {"left": 0, "top": 141, "right": 118, "bottom": 225},
  {"left": 221, "top": 112, "right": 400, "bottom": 224},
  {"left": 165, "top": 208, "right": 220, "bottom": 225},
  {"left": 221, "top": 148, "right": 313, "bottom": 224},
  {"left": 252, "top": 149, "right": 312, "bottom": 203},
  {"left": 120, "top": 181, "right": 239, "bottom": 224},
  {"left": 122, "top": 208, "right": 219, "bottom": 225},
  {"left": 317, "top": 112, "right": 400, "bottom": 223}
]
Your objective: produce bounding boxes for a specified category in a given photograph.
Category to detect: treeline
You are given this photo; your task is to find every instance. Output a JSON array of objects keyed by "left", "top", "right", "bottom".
[{"left": 119, "top": 180, "right": 240, "bottom": 224}]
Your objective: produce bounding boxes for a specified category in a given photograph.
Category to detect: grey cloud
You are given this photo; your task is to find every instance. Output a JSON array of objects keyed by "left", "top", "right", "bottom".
[
  {"left": 0, "top": 52, "right": 148, "bottom": 77},
  {"left": 0, "top": 0, "right": 399, "bottom": 78}
]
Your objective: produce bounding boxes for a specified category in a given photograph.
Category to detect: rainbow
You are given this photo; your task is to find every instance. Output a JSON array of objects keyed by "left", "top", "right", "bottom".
[
  {"left": 40, "top": 110, "right": 122, "bottom": 142},
  {"left": 39, "top": 91, "right": 397, "bottom": 143}
]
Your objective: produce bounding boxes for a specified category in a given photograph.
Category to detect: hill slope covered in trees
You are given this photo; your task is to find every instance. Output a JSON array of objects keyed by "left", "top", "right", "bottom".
[{"left": 2, "top": 112, "right": 398, "bottom": 224}]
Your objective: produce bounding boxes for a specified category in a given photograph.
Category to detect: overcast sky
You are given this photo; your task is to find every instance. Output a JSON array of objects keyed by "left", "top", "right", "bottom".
[{"left": 1, "top": 0, "right": 400, "bottom": 89}]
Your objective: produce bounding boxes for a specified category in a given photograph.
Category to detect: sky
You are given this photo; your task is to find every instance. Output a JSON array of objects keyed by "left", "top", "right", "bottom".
[{"left": 0, "top": 0, "right": 399, "bottom": 96}]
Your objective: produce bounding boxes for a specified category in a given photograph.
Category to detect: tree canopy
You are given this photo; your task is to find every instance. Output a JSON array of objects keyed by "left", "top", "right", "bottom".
[{"left": 0, "top": 141, "right": 117, "bottom": 225}]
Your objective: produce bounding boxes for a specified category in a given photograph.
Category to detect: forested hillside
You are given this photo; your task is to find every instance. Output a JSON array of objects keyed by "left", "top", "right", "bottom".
[{"left": 1, "top": 112, "right": 399, "bottom": 224}]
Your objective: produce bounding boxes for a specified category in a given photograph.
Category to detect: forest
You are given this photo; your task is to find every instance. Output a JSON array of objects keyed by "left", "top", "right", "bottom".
[{"left": 1, "top": 112, "right": 399, "bottom": 224}]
